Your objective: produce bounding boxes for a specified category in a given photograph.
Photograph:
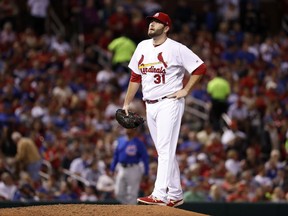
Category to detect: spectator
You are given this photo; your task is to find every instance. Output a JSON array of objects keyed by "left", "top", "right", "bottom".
[
  {"left": 235, "top": 41, "right": 257, "bottom": 65},
  {"left": 207, "top": 184, "right": 225, "bottom": 202},
  {"left": 51, "top": 77, "right": 73, "bottom": 106},
  {"left": 108, "top": 34, "right": 136, "bottom": 73},
  {"left": 216, "top": 0, "right": 239, "bottom": 22},
  {"left": 0, "top": 126, "right": 17, "bottom": 157},
  {"left": 81, "top": 0, "right": 100, "bottom": 34},
  {"left": 226, "top": 182, "right": 249, "bottom": 202},
  {"left": 54, "top": 180, "right": 78, "bottom": 201},
  {"left": 223, "top": 2, "right": 240, "bottom": 25},
  {"left": 254, "top": 165, "right": 273, "bottom": 188},
  {"left": 262, "top": 117, "right": 281, "bottom": 153},
  {"left": 0, "top": 172, "right": 17, "bottom": 200},
  {"left": 241, "top": 147, "right": 261, "bottom": 173},
  {"left": 104, "top": 89, "right": 122, "bottom": 120},
  {"left": 140, "top": 161, "right": 156, "bottom": 196},
  {"left": 35, "top": 187, "right": 50, "bottom": 201},
  {"left": 182, "top": 164, "right": 200, "bottom": 191},
  {"left": 69, "top": 148, "right": 94, "bottom": 177},
  {"left": 221, "top": 120, "right": 247, "bottom": 152},
  {"left": 196, "top": 153, "right": 212, "bottom": 177},
  {"left": 229, "top": 22, "right": 245, "bottom": 47},
  {"left": 97, "top": 28, "right": 113, "bottom": 51},
  {"left": 96, "top": 67, "right": 115, "bottom": 87},
  {"left": 27, "top": 0, "right": 50, "bottom": 36},
  {"left": 80, "top": 185, "right": 98, "bottom": 202},
  {"left": 190, "top": 82, "right": 210, "bottom": 103},
  {"left": 221, "top": 171, "right": 238, "bottom": 196},
  {"left": 240, "top": 170, "right": 259, "bottom": 200},
  {"left": 183, "top": 181, "right": 207, "bottom": 202},
  {"left": 207, "top": 70, "right": 231, "bottom": 131},
  {"left": 80, "top": 46, "right": 102, "bottom": 73},
  {"left": 140, "top": 0, "right": 162, "bottom": 16},
  {"left": 271, "top": 186, "right": 286, "bottom": 202},
  {"left": 12, "top": 182, "right": 37, "bottom": 201},
  {"left": 285, "top": 191, "right": 288, "bottom": 202},
  {"left": 178, "top": 131, "right": 203, "bottom": 154},
  {"left": 259, "top": 37, "right": 280, "bottom": 63},
  {"left": 82, "top": 159, "right": 103, "bottom": 187},
  {"left": 42, "top": 134, "right": 64, "bottom": 173},
  {"left": 250, "top": 187, "right": 266, "bottom": 202},
  {"left": 242, "top": 1, "right": 261, "bottom": 34},
  {"left": 128, "top": 8, "right": 147, "bottom": 44},
  {"left": 171, "top": 0, "right": 194, "bottom": 32},
  {"left": 19, "top": 27, "right": 39, "bottom": 49},
  {"left": 31, "top": 98, "right": 47, "bottom": 118},
  {"left": 215, "top": 21, "right": 230, "bottom": 48},
  {"left": 272, "top": 169, "right": 286, "bottom": 189},
  {"left": 50, "top": 34, "right": 72, "bottom": 56},
  {"left": 239, "top": 86, "right": 256, "bottom": 112},
  {"left": 225, "top": 149, "right": 242, "bottom": 177},
  {"left": 107, "top": 5, "right": 130, "bottom": 37},
  {"left": 0, "top": 22, "right": 16, "bottom": 47},
  {"left": 96, "top": 167, "right": 115, "bottom": 200},
  {"left": 9, "top": 131, "right": 42, "bottom": 182},
  {"left": 204, "top": 134, "right": 225, "bottom": 165},
  {"left": 196, "top": 123, "right": 218, "bottom": 146},
  {"left": 264, "top": 149, "right": 286, "bottom": 180},
  {"left": 40, "top": 175, "right": 59, "bottom": 200},
  {"left": 0, "top": 0, "right": 18, "bottom": 31}
]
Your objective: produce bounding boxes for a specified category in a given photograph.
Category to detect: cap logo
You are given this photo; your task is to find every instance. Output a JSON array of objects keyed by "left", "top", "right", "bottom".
[{"left": 155, "top": 13, "right": 160, "bottom": 17}]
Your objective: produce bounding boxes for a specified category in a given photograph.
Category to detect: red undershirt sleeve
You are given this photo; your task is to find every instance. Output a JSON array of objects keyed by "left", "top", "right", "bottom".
[
  {"left": 130, "top": 71, "right": 141, "bottom": 83},
  {"left": 192, "top": 63, "right": 207, "bottom": 75}
]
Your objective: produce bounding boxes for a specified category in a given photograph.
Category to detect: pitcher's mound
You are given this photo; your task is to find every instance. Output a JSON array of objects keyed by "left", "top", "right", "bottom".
[{"left": 0, "top": 204, "right": 209, "bottom": 216}]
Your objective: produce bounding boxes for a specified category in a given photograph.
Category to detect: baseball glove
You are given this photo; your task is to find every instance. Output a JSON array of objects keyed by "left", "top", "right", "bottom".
[{"left": 115, "top": 109, "right": 144, "bottom": 129}]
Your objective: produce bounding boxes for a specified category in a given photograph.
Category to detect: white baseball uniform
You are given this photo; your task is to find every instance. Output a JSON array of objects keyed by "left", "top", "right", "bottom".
[{"left": 128, "top": 38, "right": 203, "bottom": 202}]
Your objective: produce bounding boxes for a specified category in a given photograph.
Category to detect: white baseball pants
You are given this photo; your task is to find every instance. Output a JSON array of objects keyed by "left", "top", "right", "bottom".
[{"left": 146, "top": 98, "right": 185, "bottom": 202}]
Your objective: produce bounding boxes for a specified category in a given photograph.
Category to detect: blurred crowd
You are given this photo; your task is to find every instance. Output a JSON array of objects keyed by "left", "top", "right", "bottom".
[{"left": 0, "top": 0, "right": 288, "bottom": 203}]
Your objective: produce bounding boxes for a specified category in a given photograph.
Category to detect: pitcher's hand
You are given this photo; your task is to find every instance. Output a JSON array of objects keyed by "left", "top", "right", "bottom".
[
  {"left": 122, "top": 104, "right": 130, "bottom": 116},
  {"left": 167, "top": 89, "right": 188, "bottom": 100}
]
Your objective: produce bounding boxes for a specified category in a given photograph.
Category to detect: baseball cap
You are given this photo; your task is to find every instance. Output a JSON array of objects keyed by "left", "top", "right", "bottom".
[{"left": 146, "top": 12, "right": 172, "bottom": 28}]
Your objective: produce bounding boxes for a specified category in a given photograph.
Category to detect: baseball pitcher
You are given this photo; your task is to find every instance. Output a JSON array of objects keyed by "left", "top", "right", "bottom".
[{"left": 122, "top": 12, "right": 206, "bottom": 207}]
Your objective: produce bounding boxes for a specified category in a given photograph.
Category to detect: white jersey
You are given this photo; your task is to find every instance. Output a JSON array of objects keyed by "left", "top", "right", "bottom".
[{"left": 128, "top": 38, "right": 203, "bottom": 100}]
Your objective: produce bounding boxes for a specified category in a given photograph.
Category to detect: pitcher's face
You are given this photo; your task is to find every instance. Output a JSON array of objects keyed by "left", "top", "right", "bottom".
[{"left": 148, "top": 20, "right": 166, "bottom": 38}]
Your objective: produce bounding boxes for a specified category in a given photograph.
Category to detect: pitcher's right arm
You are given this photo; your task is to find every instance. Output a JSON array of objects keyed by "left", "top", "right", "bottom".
[{"left": 123, "top": 71, "right": 141, "bottom": 115}]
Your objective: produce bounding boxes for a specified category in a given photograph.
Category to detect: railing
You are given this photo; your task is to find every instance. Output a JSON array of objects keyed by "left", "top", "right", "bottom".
[
  {"left": 185, "top": 95, "right": 210, "bottom": 121},
  {"left": 185, "top": 106, "right": 209, "bottom": 121},
  {"left": 93, "top": 45, "right": 112, "bottom": 68},
  {"left": 62, "top": 169, "right": 92, "bottom": 186},
  {"left": 47, "top": 8, "right": 65, "bottom": 36}
]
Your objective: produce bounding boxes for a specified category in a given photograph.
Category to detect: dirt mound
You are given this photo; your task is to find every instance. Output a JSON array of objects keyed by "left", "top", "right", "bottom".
[{"left": 0, "top": 204, "right": 208, "bottom": 216}]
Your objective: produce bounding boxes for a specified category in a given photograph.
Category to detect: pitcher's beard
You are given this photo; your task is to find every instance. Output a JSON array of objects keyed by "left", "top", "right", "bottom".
[{"left": 148, "top": 27, "right": 164, "bottom": 38}]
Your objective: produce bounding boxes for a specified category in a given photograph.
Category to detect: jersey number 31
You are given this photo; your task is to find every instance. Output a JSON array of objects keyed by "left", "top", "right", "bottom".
[{"left": 154, "top": 74, "right": 165, "bottom": 84}]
